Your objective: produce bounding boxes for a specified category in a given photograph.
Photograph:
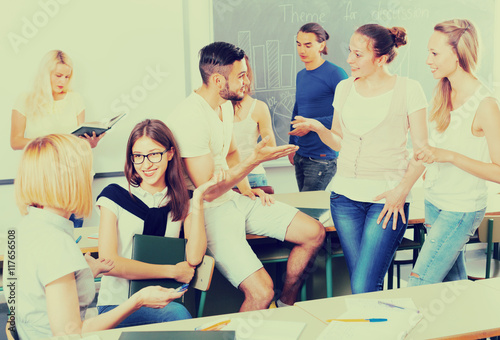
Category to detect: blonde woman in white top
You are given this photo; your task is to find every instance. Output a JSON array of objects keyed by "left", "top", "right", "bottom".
[
  {"left": 232, "top": 55, "right": 276, "bottom": 189},
  {"left": 10, "top": 50, "right": 103, "bottom": 150},
  {"left": 409, "top": 19, "right": 500, "bottom": 286},
  {"left": 9, "top": 134, "right": 185, "bottom": 339}
]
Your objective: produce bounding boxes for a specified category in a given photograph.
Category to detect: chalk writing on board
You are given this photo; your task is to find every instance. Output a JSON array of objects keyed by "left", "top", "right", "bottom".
[{"left": 279, "top": 4, "right": 327, "bottom": 23}]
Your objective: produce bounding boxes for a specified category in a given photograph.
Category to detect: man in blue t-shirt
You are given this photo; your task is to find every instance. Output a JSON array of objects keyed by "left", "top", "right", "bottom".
[{"left": 289, "top": 23, "right": 348, "bottom": 191}]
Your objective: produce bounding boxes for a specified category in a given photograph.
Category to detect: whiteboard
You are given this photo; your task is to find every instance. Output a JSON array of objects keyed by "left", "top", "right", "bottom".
[{"left": 213, "top": 0, "right": 495, "bottom": 146}]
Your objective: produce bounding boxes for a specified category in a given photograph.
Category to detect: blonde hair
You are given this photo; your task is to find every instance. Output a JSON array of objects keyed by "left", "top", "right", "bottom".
[
  {"left": 25, "top": 50, "right": 74, "bottom": 118},
  {"left": 430, "top": 19, "right": 479, "bottom": 132},
  {"left": 15, "top": 134, "right": 93, "bottom": 218}
]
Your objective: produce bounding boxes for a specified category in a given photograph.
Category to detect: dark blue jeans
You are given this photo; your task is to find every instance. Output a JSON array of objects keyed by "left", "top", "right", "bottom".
[
  {"left": 98, "top": 302, "right": 191, "bottom": 328},
  {"left": 293, "top": 154, "right": 337, "bottom": 192},
  {"left": 330, "top": 191, "right": 409, "bottom": 294}
]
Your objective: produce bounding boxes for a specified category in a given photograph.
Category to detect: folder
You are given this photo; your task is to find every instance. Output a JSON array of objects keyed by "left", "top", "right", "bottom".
[
  {"left": 129, "top": 234, "right": 186, "bottom": 299},
  {"left": 128, "top": 234, "right": 214, "bottom": 298},
  {"left": 118, "top": 330, "right": 236, "bottom": 340}
]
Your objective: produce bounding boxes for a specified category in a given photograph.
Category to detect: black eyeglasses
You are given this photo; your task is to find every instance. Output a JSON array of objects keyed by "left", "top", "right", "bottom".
[{"left": 131, "top": 150, "right": 168, "bottom": 164}]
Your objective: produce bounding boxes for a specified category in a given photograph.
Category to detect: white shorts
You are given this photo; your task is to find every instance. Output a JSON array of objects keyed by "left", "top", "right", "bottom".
[{"left": 204, "top": 194, "right": 298, "bottom": 287}]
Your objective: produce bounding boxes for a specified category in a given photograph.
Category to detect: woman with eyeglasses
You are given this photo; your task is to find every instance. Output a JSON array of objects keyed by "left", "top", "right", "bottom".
[
  {"left": 9, "top": 134, "right": 187, "bottom": 339},
  {"left": 95, "top": 119, "right": 218, "bottom": 326}
]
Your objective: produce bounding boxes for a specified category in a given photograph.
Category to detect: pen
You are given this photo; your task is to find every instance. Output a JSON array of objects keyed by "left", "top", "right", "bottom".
[
  {"left": 175, "top": 283, "right": 189, "bottom": 292},
  {"left": 327, "top": 318, "right": 388, "bottom": 322},
  {"left": 75, "top": 235, "right": 82, "bottom": 243},
  {"left": 378, "top": 301, "right": 420, "bottom": 313},
  {"left": 197, "top": 320, "right": 231, "bottom": 331},
  {"left": 378, "top": 301, "right": 405, "bottom": 310}
]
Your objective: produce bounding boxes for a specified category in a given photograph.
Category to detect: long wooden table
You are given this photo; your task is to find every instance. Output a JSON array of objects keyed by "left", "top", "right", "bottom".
[
  {"left": 295, "top": 279, "right": 500, "bottom": 340},
  {"left": 45, "top": 279, "right": 500, "bottom": 340},
  {"left": 46, "top": 305, "right": 327, "bottom": 340}
]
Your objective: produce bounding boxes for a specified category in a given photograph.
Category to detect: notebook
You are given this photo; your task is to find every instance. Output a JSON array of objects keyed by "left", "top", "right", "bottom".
[{"left": 118, "top": 331, "right": 236, "bottom": 340}]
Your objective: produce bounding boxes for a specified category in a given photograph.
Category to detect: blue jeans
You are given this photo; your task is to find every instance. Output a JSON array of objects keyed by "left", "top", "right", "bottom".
[
  {"left": 330, "top": 191, "right": 409, "bottom": 294},
  {"left": 247, "top": 173, "right": 268, "bottom": 187},
  {"left": 294, "top": 154, "right": 337, "bottom": 192},
  {"left": 97, "top": 302, "right": 191, "bottom": 328},
  {"left": 408, "top": 200, "right": 486, "bottom": 286}
]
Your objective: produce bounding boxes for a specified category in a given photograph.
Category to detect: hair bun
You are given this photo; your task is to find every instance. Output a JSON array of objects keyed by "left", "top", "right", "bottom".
[{"left": 389, "top": 27, "right": 407, "bottom": 48}]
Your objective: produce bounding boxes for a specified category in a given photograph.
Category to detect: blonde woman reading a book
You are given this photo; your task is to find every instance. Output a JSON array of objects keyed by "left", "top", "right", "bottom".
[
  {"left": 96, "top": 119, "right": 218, "bottom": 327},
  {"left": 10, "top": 50, "right": 104, "bottom": 150},
  {"left": 8, "top": 134, "right": 186, "bottom": 339}
]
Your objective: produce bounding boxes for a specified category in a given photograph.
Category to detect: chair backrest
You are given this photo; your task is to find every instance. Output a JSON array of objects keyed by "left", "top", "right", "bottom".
[
  {"left": 232, "top": 186, "right": 275, "bottom": 194},
  {"left": 478, "top": 216, "right": 500, "bottom": 243},
  {"left": 191, "top": 255, "right": 215, "bottom": 291},
  {"left": 5, "top": 322, "right": 19, "bottom": 340}
]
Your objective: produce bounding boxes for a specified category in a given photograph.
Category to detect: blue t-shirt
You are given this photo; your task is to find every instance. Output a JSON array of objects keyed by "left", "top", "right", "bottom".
[{"left": 289, "top": 60, "right": 348, "bottom": 159}]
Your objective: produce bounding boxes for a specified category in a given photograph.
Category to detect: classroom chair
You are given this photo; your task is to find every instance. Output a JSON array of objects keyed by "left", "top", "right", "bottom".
[
  {"left": 5, "top": 322, "right": 18, "bottom": 340},
  {"left": 325, "top": 222, "right": 426, "bottom": 295},
  {"left": 240, "top": 186, "right": 316, "bottom": 301},
  {"left": 387, "top": 222, "right": 426, "bottom": 289},
  {"left": 128, "top": 234, "right": 215, "bottom": 318},
  {"left": 474, "top": 217, "right": 500, "bottom": 279},
  {"left": 232, "top": 185, "right": 274, "bottom": 195}
]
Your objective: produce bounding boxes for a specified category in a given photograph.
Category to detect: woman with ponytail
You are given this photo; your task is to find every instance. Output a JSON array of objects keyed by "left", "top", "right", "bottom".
[
  {"left": 292, "top": 24, "right": 428, "bottom": 293},
  {"left": 409, "top": 19, "right": 500, "bottom": 286}
]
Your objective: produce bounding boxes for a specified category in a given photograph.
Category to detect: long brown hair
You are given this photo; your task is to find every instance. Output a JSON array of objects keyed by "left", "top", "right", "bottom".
[
  {"left": 430, "top": 19, "right": 479, "bottom": 132},
  {"left": 124, "top": 119, "right": 189, "bottom": 221}
]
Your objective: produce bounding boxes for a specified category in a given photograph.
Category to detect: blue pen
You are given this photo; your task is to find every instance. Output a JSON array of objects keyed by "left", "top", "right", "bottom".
[
  {"left": 75, "top": 235, "right": 82, "bottom": 243},
  {"left": 176, "top": 283, "right": 189, "bottom": 292},
  {"left": 378, "top": 300, "right": 420, "bottom": 313},
  {"left": 327, "top": 318, "right": 388, "bottom": 322}
]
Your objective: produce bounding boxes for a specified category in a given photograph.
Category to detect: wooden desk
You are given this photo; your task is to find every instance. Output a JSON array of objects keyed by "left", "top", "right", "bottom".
[
  {"left": 474, "top": 277, "right": 500, "bottom": 292},
  {"left": 47, "top": 306, "right": 327, "bottom": 340},
  {"left": 295, "top": 280, "right": 500, "bottom": 339},
  {"left": 0, "top": 226, "right": 99, "bottom": 261}
]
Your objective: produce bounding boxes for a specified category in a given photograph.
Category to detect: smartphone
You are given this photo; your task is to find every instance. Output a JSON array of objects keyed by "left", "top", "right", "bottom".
[{"left": 176, "top": 283, "right": 189, "bottom": 292}]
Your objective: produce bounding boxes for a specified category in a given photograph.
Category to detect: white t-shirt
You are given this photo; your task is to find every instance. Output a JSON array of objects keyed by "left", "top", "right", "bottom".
[
  {"left": 5, "top": 207, "right": 94, "bottom": 340},
  {"left": 167, "top": 92, "right": 238, "bottom": 208},
  {"left": 96, "top": 185, "right": 183, "bottom": 306},
  {"left": 329, "top": 78, "right": 427, "bottom": 203},
  {"left": 13, "top": 91, "right": 84, "bottom": 138}
]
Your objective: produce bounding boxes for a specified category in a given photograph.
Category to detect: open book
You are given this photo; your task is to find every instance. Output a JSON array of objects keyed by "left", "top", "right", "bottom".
[{"left": 71, "top": 112, "right": 126, "bottom": 137}]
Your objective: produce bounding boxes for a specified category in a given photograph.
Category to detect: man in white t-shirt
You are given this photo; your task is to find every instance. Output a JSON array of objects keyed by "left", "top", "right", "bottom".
[{"left": 167, "top": 42, "right": 325, "bottom": 312}]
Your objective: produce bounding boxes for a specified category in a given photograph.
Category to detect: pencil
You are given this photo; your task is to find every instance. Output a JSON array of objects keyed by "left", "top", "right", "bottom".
[{"left": 200, "top": 320, "right": 231, "bottom": 331}]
